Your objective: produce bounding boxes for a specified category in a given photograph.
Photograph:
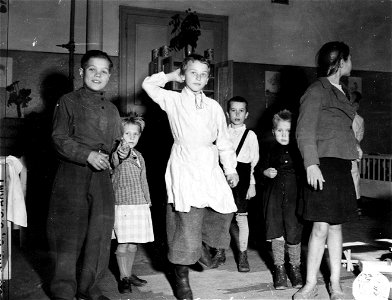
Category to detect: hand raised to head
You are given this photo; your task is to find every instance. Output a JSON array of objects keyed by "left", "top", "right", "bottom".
[{"left": 167, "top": 68, "right": 184, "bottom": 83}]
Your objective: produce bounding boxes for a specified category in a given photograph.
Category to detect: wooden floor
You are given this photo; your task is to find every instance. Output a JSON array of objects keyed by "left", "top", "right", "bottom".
[{"left": 3, "top": 196, "right": 392, "bottom": 300}]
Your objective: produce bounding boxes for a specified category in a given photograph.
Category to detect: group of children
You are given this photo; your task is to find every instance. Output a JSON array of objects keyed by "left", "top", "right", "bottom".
[
  {"left": 47, "top": 49, "right": 356, "bottom": 300},
  {"left": 47, "top": 50, "right": 154, "bottom": 300},
  {"left": 141, "top": 53, "right": 305, "bottom": 299}
]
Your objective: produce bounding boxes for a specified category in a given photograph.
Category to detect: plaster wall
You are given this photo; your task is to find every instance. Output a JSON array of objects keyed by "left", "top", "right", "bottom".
[
  {"left": 2, "top": 0, "right": 391, "bottom": 154},
  {"left": 6, "top": 0, "right": 392, "bottom": 72}
]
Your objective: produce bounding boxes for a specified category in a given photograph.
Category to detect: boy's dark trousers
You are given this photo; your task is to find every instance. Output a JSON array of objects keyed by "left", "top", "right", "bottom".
[
  {"left": 47, "top": 161, "right": 115, "bottom": 300},
  {"left": 232, "top": 162, "right": 251, "bottom": 213},
  {"left": 166, "top": 204, "right": 233, "bottom": 299},
  {"left": 166, "top": 204, "right": 234, "bottom": 265}
]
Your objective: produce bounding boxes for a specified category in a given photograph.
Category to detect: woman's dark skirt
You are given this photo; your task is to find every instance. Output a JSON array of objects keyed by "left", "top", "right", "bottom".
[{"left": 300, "top": 157, "right": 356, "bottom": 224}]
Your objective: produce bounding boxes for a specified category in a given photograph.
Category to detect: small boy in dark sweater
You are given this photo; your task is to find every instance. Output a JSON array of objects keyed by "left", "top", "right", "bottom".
[{"left": 261, "top": 110, "right": 304, "bottom": 290}]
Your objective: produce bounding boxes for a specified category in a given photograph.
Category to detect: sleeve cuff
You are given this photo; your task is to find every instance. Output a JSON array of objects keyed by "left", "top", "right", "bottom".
[
  {"left": 303, "top": 145, "right": 319, "bottom": 168},
  {"left": 160, "top": 72, "right": 169, "bottom": 85},
  {"left": 79, "top": 149, "right": 91, "bottom": 165},
  {"left": 224, "top": 168, "right": 237, "bottom": 176}
]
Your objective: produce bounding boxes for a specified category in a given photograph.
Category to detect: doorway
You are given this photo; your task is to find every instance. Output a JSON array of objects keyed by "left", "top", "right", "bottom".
[{"left": 118, "top": 6, "right": 228, "bottom": 115}]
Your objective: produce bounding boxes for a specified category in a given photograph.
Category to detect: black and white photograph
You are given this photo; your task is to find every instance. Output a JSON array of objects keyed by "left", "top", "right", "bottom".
[{"left": 0, "top": 1, "right": 391, "bottom": 300}]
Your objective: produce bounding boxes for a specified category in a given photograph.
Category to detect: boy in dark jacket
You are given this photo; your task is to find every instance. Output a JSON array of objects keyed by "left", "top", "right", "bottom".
[
  {"left": 47, "top": 50, "right": 122, "bottom": 300},
  {"left": 261, "top": 110, "right": 303, "bottom": 290}
]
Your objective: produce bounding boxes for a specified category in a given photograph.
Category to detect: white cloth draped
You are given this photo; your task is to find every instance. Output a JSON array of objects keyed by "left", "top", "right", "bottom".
[{"left": 0, "top": 156, "right": 27, "bottom": 227}]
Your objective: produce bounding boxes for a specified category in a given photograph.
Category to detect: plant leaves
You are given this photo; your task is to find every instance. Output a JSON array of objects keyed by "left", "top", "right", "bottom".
[
  {"left": 6, "top": 86, "right": 32, "bottom": 109},
  {"left": 168, "top": 9, "right": 200, "bottom": 51}
]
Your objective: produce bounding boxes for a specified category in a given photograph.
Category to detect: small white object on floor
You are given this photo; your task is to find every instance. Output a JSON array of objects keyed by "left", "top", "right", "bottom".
[
  {"left": 352, "top": 271, "right": 390, "bottom": 300},
  {"left": 343, "top": 249, "right": 355, "bottom": 271}
]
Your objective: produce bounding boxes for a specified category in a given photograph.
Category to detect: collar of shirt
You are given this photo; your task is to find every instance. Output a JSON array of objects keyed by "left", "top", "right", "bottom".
[
  {"left": 330, "top": 82, "right": 345, "bottom": 95},
  {"left": 183, "top": 86, "right": 205, "bottom": 109},
  {"left": 80, "top": 87, "right": 107, "bottom": 105},
  {"left": 228, "top": 124, "right": 247, "bottom": 137}
]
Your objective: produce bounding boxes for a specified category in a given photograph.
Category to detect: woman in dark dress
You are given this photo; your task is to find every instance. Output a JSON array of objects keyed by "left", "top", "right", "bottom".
[{"left": 293, "top": 41, "right": 359, "bottom": 300}]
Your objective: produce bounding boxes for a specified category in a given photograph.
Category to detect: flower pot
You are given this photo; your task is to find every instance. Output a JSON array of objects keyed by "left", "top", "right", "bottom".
[{"left": 184, "top": 44, "right": 195, "bottom": 57}]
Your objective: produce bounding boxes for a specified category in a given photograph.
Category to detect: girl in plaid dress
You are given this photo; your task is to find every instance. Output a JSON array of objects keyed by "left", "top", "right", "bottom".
[{"left": 111, "top": 116, "right": 154, "bottom": 294}]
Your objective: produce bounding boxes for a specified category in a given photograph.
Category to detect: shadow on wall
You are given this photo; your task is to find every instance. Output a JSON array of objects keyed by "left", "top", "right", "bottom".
[
  {"left": 134, "top": 90, "right": 173, "bottom": 258},
  {"left": 21, "top": 71, "right": 71, "bottom": 250}
]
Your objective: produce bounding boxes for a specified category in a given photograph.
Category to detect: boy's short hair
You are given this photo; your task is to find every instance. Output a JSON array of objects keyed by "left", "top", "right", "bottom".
[
  {"left": 227, "top": 96, "right": 248, "bottom": 112},
  {"left": 121, "top": 115, "right": 145, "bottom": 133},
  {"left": 180, "top": 53, "right": 210, "bottom": 75},
  {"left": 272, "top": 109, "right": 292, "bottom": 129},
  {"left": 81, "top": 50, "right": 113, "bottom": 72}
]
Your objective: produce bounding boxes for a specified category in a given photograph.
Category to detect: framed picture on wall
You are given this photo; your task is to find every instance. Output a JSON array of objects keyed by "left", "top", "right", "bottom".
[
  {"left": 265, "top": 70, "right": 281, "bottom": 108},
  {"left": 265, "top": 71, "right": 281, "bottom": 95},
  {"left": 0, "top": 57, "right": 12, "bottom": 88},
  {"left": 348, "top": 76, "right": 362, "bottom": 94}
]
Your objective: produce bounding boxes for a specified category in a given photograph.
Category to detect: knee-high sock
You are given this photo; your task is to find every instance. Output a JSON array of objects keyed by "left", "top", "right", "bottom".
[
  {"left": 127, "top": 243, "right": 137, "bottom": 275},
  {"left": 236, "top": 214, "right": 249, "bottom": 252},
  {"left": 287, "top": 242, "right": 301, "bottom": 267},
  {"left": 116, "top": 249, "right": 131, "bottom": 279},
  {"left": 271, "top": 238, "right": 285, "bottom": 266}
]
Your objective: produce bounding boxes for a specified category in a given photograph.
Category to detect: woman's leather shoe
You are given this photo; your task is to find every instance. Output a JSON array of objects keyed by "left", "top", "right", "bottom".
[
  {"left": 329, "top": 283, "right": 345, "bottom": 300},
  {"left": 293, "top": 286, "right": 318, "bottom": 299}
]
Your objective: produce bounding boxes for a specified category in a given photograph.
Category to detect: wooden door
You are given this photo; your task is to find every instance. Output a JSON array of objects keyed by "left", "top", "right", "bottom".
[
  {"left": 215, "top": 60, "right": 233, "bottom": 107},
  {"left": 119, "top": 6, "right": 228, "bottom": 115}
]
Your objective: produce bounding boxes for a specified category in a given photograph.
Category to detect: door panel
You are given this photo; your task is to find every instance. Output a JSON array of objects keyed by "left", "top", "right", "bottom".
[{"left": 135, "top": 24, "right": 168, "bottom": 105}]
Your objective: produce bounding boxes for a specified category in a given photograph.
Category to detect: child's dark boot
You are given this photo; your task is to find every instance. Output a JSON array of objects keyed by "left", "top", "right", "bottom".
[
  {"left": 288, "top": 264, "right": 303, "bottom": 288},
  {"left": 198, "top": 243, "right": 213, "bottom": 268},
  {"left": 118, "top": 277, "right": 132, "bottom": 294},
  {"left": 173, "top": 264, "right": 193, "bottom": 300},
  {"left": 273, "top": 265, "right": 288, "bottom": 290},
  {"left": 129, "top": 274, "right": 147, "bottom": 286},
  {"left": 271, "top": 238, "right": 287, "bottom": 289},
  {"left": 237, "top": 250, "right": 250, "bottom": 272},
  {"left": 287, "top": 243, "right": 302, "bottom": 288},
  {"left": 211, "top": 248, "right": 226, "bottom": 268}
]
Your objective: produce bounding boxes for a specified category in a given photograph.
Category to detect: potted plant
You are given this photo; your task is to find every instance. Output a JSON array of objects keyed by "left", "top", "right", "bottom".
[
  {"left": 6, "top": 81, "right": 32, "bottom": 118},
  {"left": 169, "top": 8, "right": 201, "bottom": 56}
]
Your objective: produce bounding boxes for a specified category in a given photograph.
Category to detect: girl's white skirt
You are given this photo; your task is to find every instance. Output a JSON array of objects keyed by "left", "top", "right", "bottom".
[{"left": 113, "top": 204, "right": 154, "bottom": 243}]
